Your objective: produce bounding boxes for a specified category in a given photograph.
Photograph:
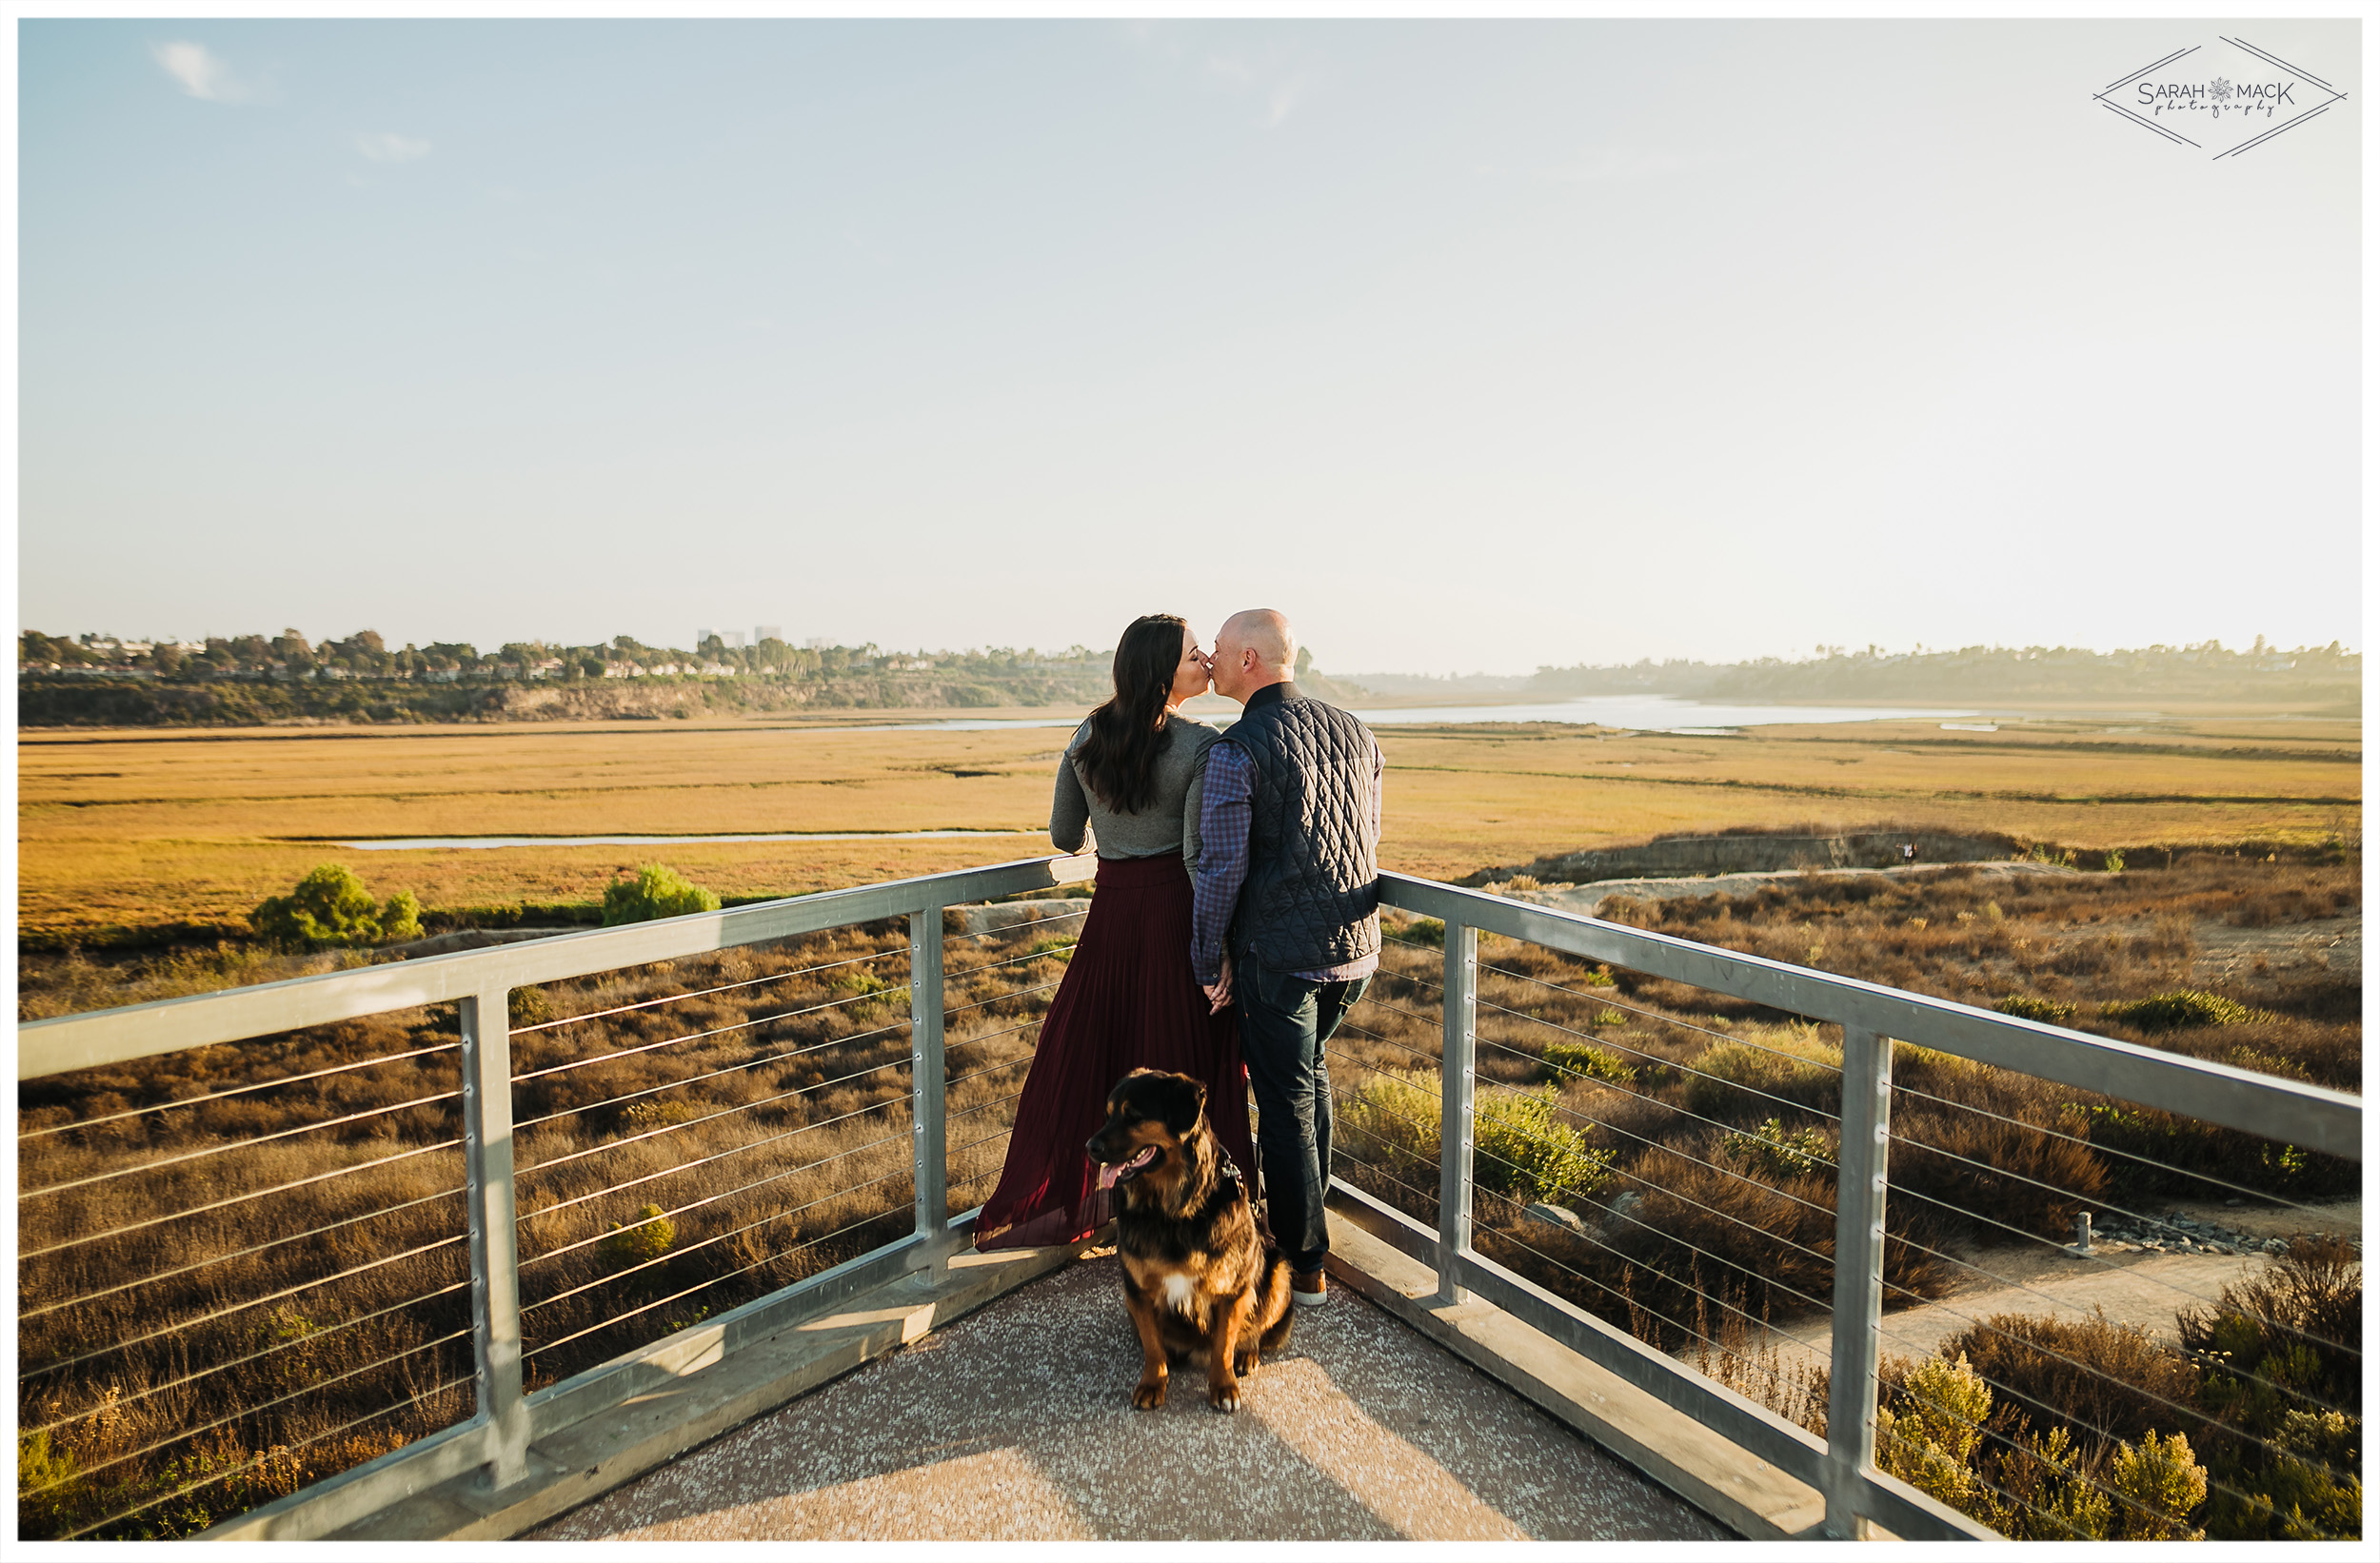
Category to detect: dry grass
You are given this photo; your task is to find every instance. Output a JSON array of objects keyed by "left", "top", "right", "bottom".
[
  {"left": 15, "top": 912, "right": 1074, "bottom": 1538},
  {"left": 19, "top": 710, "right": 2358, "bottom": 945},
  {"left": 1325, "top": 847, "right": 2358, "bottom": 1410}
]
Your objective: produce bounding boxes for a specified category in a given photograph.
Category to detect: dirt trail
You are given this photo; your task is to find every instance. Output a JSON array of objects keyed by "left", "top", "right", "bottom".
[
  {"left": 1691, "top": 1198, "right": 2361, "bottom": 1374},
  {"left": 1506, "top": 861, "right": 2082, "bottom": 917}
]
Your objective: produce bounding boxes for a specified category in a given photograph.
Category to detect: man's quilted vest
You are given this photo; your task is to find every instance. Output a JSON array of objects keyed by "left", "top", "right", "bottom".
[{"left": 1224, "top": 683, "right": 1381, "bottom": 973}]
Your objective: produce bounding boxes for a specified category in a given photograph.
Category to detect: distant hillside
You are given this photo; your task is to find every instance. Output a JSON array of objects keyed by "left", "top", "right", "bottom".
[
  {"left": 16, "top": 626, "right": 1374, "bottom": 727},
  {"left": 1529, "top": 641, "right": 2358, "bottom": 714}
]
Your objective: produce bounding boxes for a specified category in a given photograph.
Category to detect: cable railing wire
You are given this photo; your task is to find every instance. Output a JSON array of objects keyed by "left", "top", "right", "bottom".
[
  {"left": 1888, "top": 1075, "right": 2352, "bottom": 1218},
  {"left": 1468, "top": 1134, "right": 1839, "bottom": 1321},
  {"left": 512, "top": 987, "right": 912, "bottom": 1084},
  {"left": 22, "top": 1181, "right": 469, "bottom": 1322},
  {"left": 20, "top": 1087, "right": 465, "bottom": 1200},
  {"left": 523, "top": 1198, "right": 914, "bottom": 1363},
  {"left": 24, "top": 1325, "right": 477, "bottom": 1501},
  {"left": 1479, "top": 959, "right": 1847, "bottom": 1079},
  {"left": 510, "top": 944, "right": 906, "bottom": 1036},
  {"left": 1474, "top": 1025, "right": 1843, "bottom": 1172},
  {"left": 17, "top": 1137, "right": 466, "bottom": 1264},
  {"left": 1885, "top": 1340, "right": 2356, "bottom": 1540},
  {"left": 520, "top": 1158, "right": 917, "bottom": 1320},
  {"left": 17, "top": 1039, "right": 463, "bottom": 1140},
  {"left": 1879, "top": 1131, "right": 2363, "bottom": 1358},
  {"left": 941, "top": 905, "right": 1089, "bottom": 946},
  {"left": 516, "top": 1097, "right": 916, "bottom": 1242},
  {"left": 941, "top": 979, "right": 1063, "bottom": 1020},
  {"left": 17, "top": 1276, "right": 476, "bottom": 1442},
  {"left": 1474, "top": 993, "right": 1844, "bottom": 1126},
  {"left": 1874, "top": 1223, "right": 2361, "bottom": 1433},
  {"left": 56, "top": 1367, "right": 479, "bottom": 1542},
  {"left": 20, "top": 1229, "right": 470, "bottom": 1385},
  {"left": 517, "top": 1049, "right": 913, "bottom": 1180},
  {"left": 512, "top": 1016, "right": 908, "bottom": 1133}
]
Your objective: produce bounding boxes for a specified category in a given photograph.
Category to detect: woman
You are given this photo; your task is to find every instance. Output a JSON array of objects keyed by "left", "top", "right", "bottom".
[{"left": 972, "top": 614, "right": 1256, "bottom": 1251}]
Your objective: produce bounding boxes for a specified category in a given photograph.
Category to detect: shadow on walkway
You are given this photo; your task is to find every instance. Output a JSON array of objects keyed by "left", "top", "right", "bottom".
[{"left": 533, "top": 1250, "right": 1730, "bottom": 1541}]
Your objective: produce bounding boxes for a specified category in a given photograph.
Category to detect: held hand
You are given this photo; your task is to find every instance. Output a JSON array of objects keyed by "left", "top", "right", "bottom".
[{"left": 1204, "top": 954, "right": 1234, "bottom": 1015}]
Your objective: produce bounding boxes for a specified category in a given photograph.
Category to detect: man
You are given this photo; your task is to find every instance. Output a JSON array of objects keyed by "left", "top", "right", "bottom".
[{"left": 1188, "top": 608, "right": 1384, "bottom": 1308}]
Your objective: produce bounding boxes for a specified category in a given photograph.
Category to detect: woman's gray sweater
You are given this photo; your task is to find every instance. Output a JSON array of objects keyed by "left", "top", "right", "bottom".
[{"left": 1050, "top": 712, "right": 1219, "bottom": 859}]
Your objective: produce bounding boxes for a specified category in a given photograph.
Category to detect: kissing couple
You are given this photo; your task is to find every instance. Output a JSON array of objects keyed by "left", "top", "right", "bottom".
[{"left": 973, "top": 608, "right": 1384, "bottom": 1308}]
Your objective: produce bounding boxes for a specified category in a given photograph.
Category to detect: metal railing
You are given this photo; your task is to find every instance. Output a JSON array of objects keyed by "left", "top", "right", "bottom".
[
  {"left": 16, "top": 854, "right": 1092, "bottom": 1540},
  {"left": 17, "top": 855, "right": 2360, "bottom": 1541},
  {"left": 1345, "top": 873, "right": 2362, "bottom": 1542}
]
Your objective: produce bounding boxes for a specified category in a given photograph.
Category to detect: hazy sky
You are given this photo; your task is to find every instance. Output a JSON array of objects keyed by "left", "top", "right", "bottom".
[{"left": 17, "top": 17, "right": 2361, "bottom": 672}]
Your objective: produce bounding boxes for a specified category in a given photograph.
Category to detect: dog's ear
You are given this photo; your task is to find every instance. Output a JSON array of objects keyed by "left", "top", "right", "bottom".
[{"left": 1161, "top": 1077, "right": 1208, "bottom": 1136}]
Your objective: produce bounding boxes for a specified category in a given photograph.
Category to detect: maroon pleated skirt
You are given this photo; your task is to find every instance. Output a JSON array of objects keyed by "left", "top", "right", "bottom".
[{"left": 971, "top": 852, "right": 1254, "bottom": 1251}]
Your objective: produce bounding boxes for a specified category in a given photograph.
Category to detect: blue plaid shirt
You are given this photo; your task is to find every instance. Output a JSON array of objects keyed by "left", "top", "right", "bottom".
[{"left": 1189, "top": 737, "right": 1382, "bottom": 987}]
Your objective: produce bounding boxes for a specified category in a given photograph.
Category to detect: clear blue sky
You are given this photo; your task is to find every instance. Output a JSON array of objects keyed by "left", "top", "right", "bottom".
[{"left": 17, "top": 18, "right": 2361, "bottom": 672}]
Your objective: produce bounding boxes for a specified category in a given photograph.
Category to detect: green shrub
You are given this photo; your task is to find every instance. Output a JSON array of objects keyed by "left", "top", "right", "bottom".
[
  {"left": 1592, "top": 1007, "right": 1628, "bottom": 1027},
  {"left": 1877, "top": 1352, "right": 1995, "bottom": 1517},
  {"left": 508, "top": 985, "right": 552, "bottom": 1028},
  {"left": 1721, "top": 1117, "right": 1834, "bottom": 1180},
  {"left": 2255, "top": 1410, "right": 2364, "bottom": 1541},
  {"left": 1993, "top": 994, "right": 2073, "bottom": 1025},
  {"left": 1476, "top": 1085, "right": 1614, "bottom": 1204},
  {"left": 601, "top": 863, "right": 722, "bottom": 925},
  {"left": 1939, "top": 1308, "right": 2200, "bottom": 1449},
  {"left": 605, "top": 1203, "right": 677, "bottom": 1266},
  {"left": 2103, "top": 849, "right": 2126, "bottom": 874},
  {"left": 19, "top": 1428, "right": 79, "bottom": 1530},
  {"left": 2099, "top": 989, "right": 2252, "bottom": 1031},
  {"left": 1541, "top": 1039, "right": 1634, "bottom": 1086},
  {"left": 1338, "top": 1070, "right": 1613, "bottom": 1206},
  {"left": 2107, "top": 1431, "right": 2208, "bottom": 1539},
  {"left": 1680, "top": 1028, "right": 1841, "bottom": 1119},
  {"left": 1397, "top": 917, "right": 1445, "bottom": 948},
  {"left": 249, "top": 863, "right": 424, "bottom": 948},
  {"left": 1338, "top": 1069, "right": 1440, "bottom": 1192}
]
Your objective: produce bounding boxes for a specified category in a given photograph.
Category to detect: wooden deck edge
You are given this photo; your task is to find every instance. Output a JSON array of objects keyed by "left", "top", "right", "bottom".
[
  {"left": 327, "top": 1234, "right": 1099, "bottom": 1541},
  {"left": 1324, "top": 1197, "right": 1825, "bottom": 1541}
]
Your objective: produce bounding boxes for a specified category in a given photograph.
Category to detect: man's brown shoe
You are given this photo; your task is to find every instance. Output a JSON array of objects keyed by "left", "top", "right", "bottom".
[{"left": 1291, "top": 1268, "right": 1328, "bottom": 1307}]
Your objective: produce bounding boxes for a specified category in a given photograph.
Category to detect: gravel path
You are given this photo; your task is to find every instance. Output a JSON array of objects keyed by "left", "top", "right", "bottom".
[{"left": 531, "top": 1251, "right": 1729, "bottom": 1541}]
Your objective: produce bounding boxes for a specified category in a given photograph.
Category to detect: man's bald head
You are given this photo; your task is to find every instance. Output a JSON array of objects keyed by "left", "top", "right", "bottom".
[{"left": 1212, "top": 608, "right": 1298, "bottom": 702}]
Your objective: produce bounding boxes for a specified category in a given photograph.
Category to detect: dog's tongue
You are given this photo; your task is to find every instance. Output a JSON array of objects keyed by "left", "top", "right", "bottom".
[{"left": 1097, "top": 1145, "right": 1159, "bottom": 1190}]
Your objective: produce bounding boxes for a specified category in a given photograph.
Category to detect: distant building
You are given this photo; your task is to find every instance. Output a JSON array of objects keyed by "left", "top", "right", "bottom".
[
  {"left": 721, "top": 630, "right": 747, "bottom": 649},
  {"left": 755, "top": 624, "right": 783, "bottom": 644},
  {"left": 805, "top": 637, "right": 831, "bottom": 650},
  {"left": 696, "top": 628, "right": 716, "bottom": 646}
]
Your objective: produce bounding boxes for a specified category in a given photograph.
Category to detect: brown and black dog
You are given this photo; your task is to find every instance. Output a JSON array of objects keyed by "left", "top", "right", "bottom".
[{"left": 1085, "top": 1068, "right": 1294, "bottom": 1413}]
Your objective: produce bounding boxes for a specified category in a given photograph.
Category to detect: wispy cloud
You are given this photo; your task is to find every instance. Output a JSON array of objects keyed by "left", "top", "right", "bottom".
[
  {"left": 1206, "top": 51, "right": 1315, "bottom": 129},
  {"left": 1542, "top": 147, "right": 1705, "bottom": 184},
  {"left": 356, "top": 132, "right": 432, "bottom": 165},
  {"left": 151, "top": 40, "right": 253, "bottom": 104}
]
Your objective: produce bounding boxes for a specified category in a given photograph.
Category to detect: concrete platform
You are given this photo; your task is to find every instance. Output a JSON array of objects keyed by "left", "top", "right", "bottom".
[{"left": 530, "top": 1249, "right": 1731, "bottom": 1541}]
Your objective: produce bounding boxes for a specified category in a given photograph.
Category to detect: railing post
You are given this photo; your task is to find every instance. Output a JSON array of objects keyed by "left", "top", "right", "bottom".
[
  {"left": 1436, "top": 921, "right": 1478, "bottom": 1306},
  {"left": 908, "top": 907, "right": 949, "bottom": 1279},
  {"left": 1825, "top": 1025, "right": 1893, "bottom": 1538},
  {"left": 460, "top": 986, "right": 529, "bottom": 1489}
]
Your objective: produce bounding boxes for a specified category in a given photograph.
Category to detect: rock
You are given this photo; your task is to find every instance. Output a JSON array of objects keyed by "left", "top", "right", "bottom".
[
  {"left": 1524, "top": 1202, "right": 1587, "bottom": 1234},
  {"left": 1607, "top": 1192, "right": 1644, "bottom": 1223}
]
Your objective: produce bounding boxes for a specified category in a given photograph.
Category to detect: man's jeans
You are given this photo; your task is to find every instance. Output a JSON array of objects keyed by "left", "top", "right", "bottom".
[{"left": 1236, "top": 951, "right": 1371, "bottom": 1276}]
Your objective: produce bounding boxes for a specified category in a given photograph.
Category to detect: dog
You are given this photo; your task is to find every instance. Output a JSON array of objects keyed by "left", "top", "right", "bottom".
[{"left": 1085, "top": 1068, "right": 1294, "bottom": 1413}]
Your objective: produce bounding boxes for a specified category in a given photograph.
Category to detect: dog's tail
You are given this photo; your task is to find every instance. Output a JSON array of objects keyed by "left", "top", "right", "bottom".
[{"left": 1256, "top": 1246, "right": 1296, "bottom": 1353}]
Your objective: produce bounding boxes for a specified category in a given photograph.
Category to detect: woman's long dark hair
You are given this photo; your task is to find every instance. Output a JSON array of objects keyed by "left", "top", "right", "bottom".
[{"left": 1077, "top": 614, "right": 1188, "bottom": 815}]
